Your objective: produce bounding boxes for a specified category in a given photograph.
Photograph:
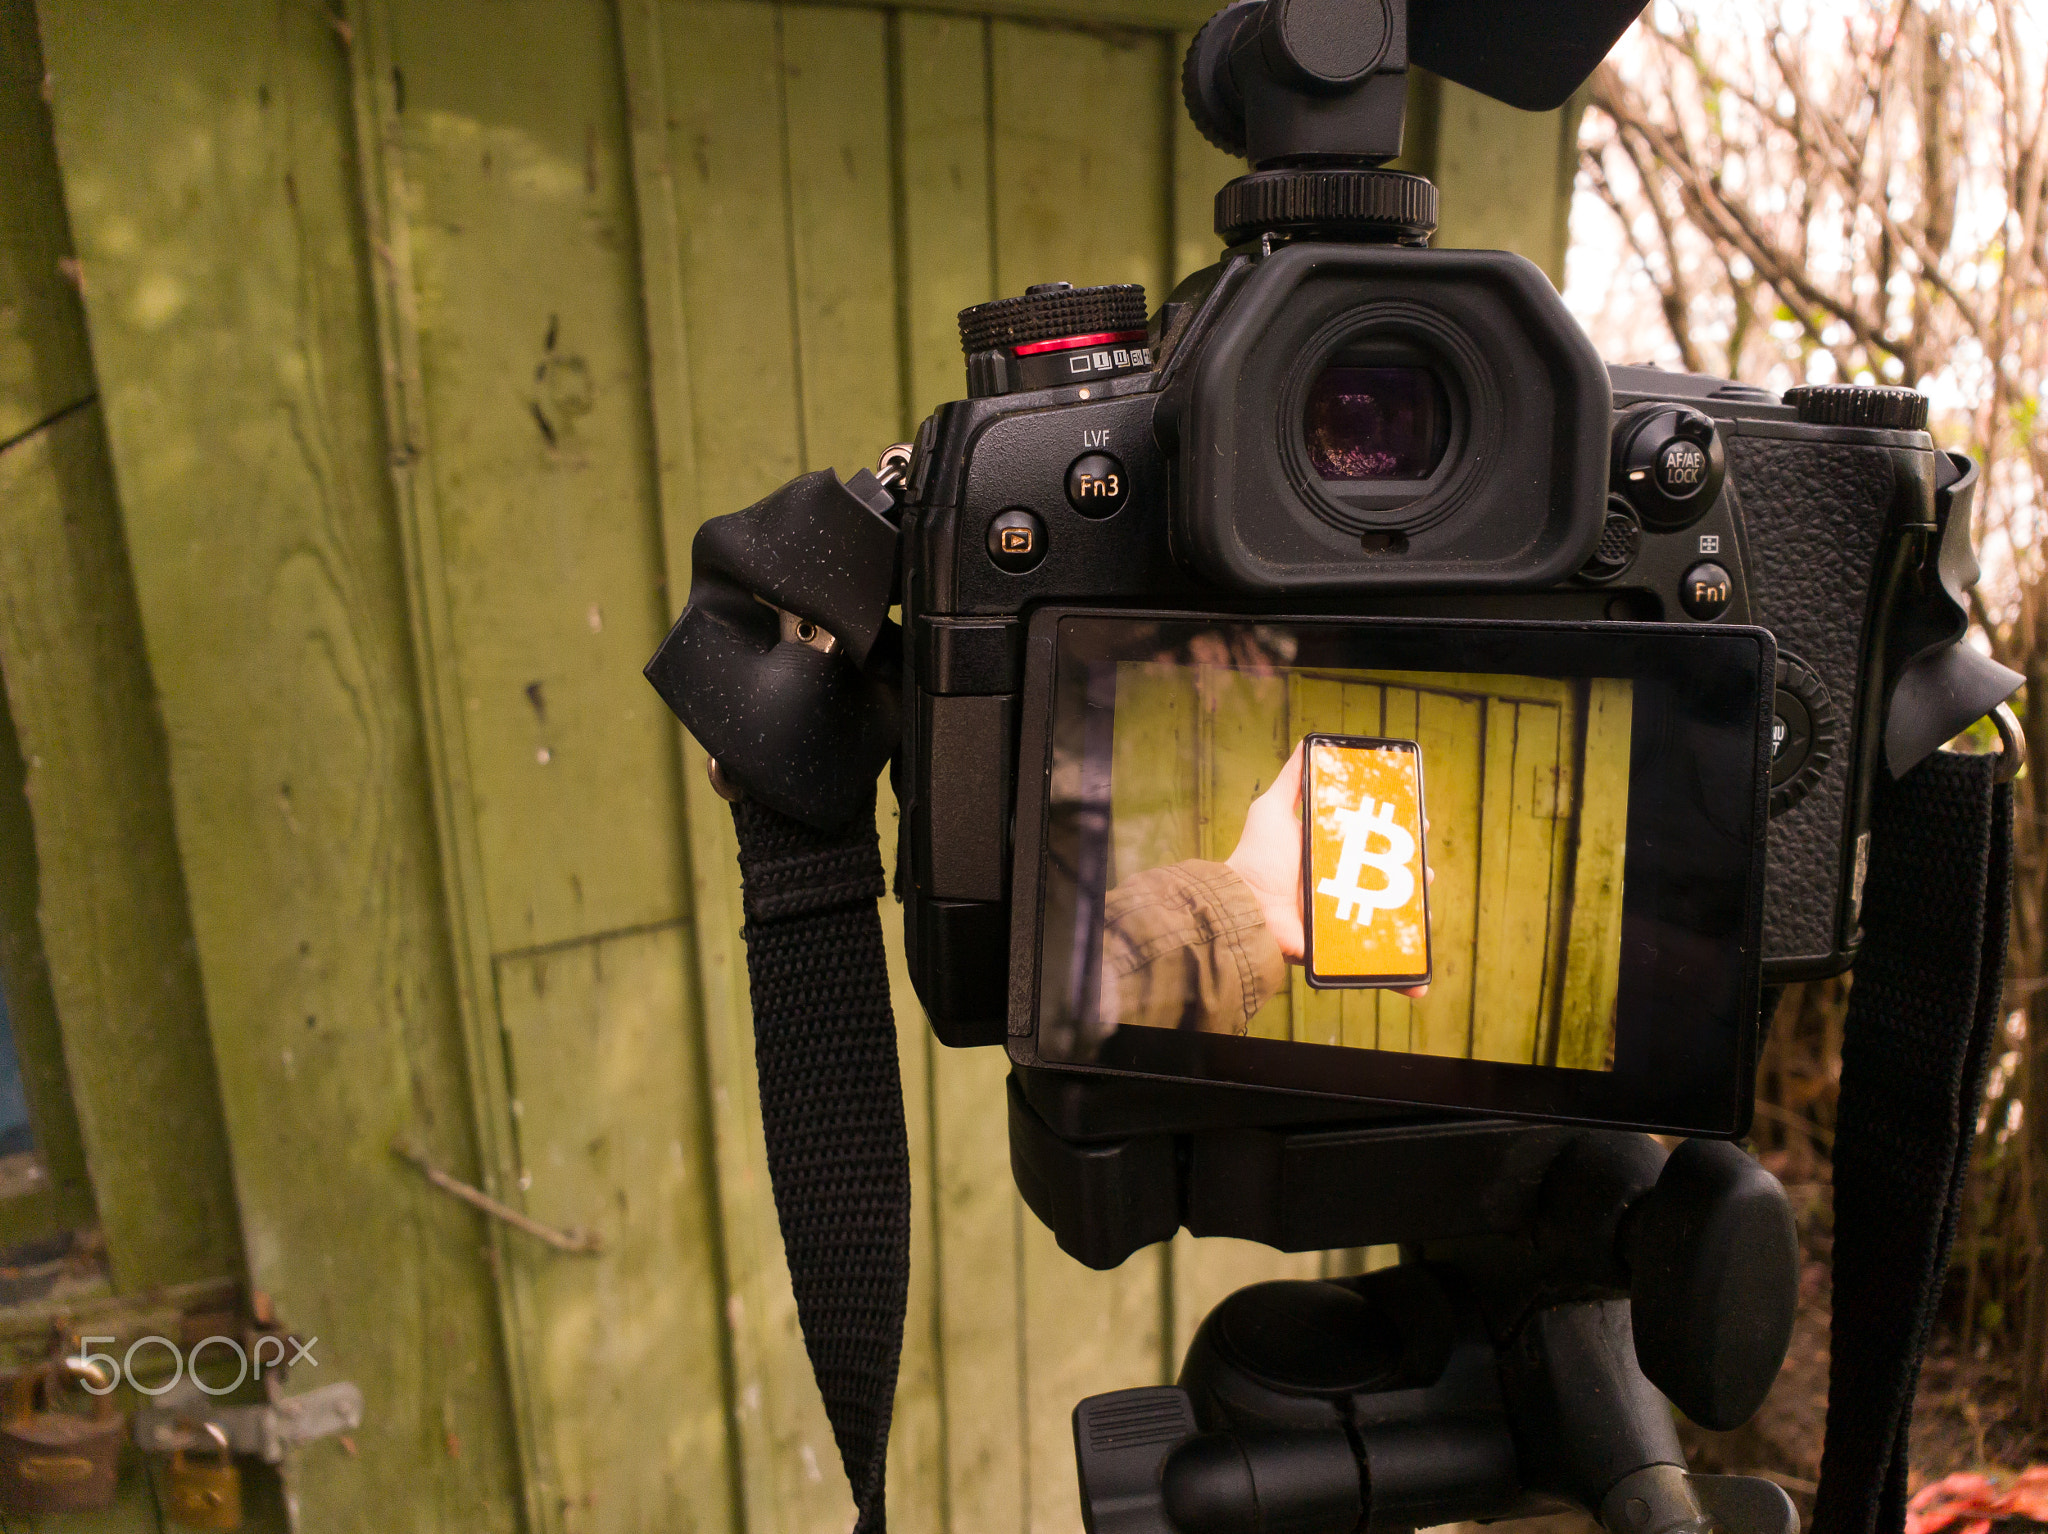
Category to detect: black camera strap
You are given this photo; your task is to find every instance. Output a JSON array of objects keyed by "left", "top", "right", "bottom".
[
  {"left": 1814, "top": 750, "right": 2011, "bottom": 1534},
  {"left": 728, "top": 794, "right": 908, "bottom": 1534},
  {"left": 725, "top": 755, "right": 2009, "bottom": 1534}
]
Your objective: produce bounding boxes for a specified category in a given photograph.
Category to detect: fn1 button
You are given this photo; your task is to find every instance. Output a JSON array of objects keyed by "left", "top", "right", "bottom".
[
  {"left": 1066, "top": 452, "right": 1128, "bottom": 517},
  {"left": 1680, "top": 560, "right": 1733, "bottom": 619},
  {"left": 987, "top": 507, "right": 1046, "bottom": 573}
]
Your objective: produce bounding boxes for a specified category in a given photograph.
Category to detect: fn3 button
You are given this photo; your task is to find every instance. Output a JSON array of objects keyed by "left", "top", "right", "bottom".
[{"left": 1066, "top": 452, "right": 1128, "bottom": 517}]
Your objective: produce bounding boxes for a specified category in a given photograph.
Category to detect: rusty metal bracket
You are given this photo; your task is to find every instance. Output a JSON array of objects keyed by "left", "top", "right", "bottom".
[{"left": 391, "top": 1142, "right": 602, "bottom": 1255}]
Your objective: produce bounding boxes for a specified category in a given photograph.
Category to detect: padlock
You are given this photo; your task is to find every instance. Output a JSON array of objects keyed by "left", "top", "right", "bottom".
[
  {"left": 0, "top": 1356, "right": 124, "bottom": 1514},
  {"left": 164, "top": 1420, "right": 241, "bottom": 1530}
]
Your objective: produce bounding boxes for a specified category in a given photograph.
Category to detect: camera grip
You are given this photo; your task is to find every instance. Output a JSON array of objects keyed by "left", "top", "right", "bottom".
[{"left": 1727, "top": 436, "right": 1899, "bottom": 969}]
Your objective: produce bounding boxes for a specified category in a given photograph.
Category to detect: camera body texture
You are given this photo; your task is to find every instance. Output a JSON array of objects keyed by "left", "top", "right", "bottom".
[{"left": 897, "top": 243, "right": 1948, "bottom": 1048}]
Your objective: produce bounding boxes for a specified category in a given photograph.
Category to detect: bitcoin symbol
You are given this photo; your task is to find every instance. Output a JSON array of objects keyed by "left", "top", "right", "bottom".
[{"left": 1317, "top": 795, "right": 1416, "bottom": 926}]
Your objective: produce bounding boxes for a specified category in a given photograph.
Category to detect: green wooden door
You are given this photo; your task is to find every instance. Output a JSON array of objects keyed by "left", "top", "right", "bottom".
[{"left": 5, "top": 0, "right": 1591, "bottom": 1528}]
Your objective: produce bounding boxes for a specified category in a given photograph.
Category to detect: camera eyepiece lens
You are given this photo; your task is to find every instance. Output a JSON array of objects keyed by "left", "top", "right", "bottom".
[{"left": 1303, "top": 364, "right": 1450, "bottom": 481}]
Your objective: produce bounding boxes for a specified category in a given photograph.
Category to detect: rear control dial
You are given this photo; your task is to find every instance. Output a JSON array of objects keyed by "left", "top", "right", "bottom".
[
  {"left": 1770, "top": 656, "right": 1837, "bottom": 816},
  {"left": 1613, "top": 403, "right": 1726, "bottom": 530}
]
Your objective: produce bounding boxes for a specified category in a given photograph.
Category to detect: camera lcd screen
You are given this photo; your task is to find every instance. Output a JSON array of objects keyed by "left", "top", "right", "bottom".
[{"left": 1014, "top": 613, "right": 1772, "bottom": 1136}]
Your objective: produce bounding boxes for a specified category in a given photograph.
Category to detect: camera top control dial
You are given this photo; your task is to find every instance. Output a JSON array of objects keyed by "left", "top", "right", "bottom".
[
  {"left": 1612, "top": 403, "right": 1727, "bottom": 531},
  {"left": 958, "top": 282, "right": 1151, "bottom": 399},
  {"left": 1782, "top": 383, "right": 1929, "bottom": 430}
]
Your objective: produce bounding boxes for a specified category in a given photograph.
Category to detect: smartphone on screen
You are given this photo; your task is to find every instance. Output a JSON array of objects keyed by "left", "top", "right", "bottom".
[{"left": 1302, "top": 733, "right": 1432, "bottom": 990}]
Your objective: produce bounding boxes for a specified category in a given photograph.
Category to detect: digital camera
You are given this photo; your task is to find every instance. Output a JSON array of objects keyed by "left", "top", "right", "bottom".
[
  {"left": 648, "top": 0, "right": 2010, "bottom": 1139},
  {"left": 645, "top": 11, "right": 2021, "bottom": 1529}
]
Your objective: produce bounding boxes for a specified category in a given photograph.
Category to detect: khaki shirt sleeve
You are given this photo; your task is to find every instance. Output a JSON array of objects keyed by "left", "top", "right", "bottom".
[{"left": 1099, "top": 860, "right": 1289, "bottom": 1035}]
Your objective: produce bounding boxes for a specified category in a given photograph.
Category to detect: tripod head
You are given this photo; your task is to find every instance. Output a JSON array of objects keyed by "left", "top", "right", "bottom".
[{"left": 1015, "top": 1073, "right": 1801, "bottom": 1534}]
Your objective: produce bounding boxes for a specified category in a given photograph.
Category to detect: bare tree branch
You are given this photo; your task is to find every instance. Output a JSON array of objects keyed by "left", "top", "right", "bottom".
[{"left": 1579, "top": 0, "right": 2048, "bottom": 1426}]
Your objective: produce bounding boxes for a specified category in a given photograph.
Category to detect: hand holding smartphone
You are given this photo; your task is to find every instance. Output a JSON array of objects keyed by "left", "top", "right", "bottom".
[{"left": 1302, "top": 734, "right": 1432, "bottom": 990}]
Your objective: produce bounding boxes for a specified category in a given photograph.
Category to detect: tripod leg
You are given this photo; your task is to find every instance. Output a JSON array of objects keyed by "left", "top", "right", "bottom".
[
  {"left": 1502, "top": 1300, "right": 1797, "bottom": 1534},
  {"left": 1598, "top": 1465, "right": 1798, "bottom": 1534}
]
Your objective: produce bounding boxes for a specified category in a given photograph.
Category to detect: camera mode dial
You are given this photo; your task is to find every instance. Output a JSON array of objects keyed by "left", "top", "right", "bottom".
[
  {"left": 1612, "top": 403, "right": 1726, "bottom": 531},
  {"left": 959, "top": 282, "right": 1151, "bottom": 399}
]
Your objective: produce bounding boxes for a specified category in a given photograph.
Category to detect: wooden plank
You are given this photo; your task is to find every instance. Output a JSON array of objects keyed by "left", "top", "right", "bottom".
[
  {"left": 990, "top": 19, "right": 1170, "bottom": 304},
  {"left": 654, "top": 7, "right": 828, "bottom": 1533},
  {"left": 1426, "top": 80, "right": 1582, "bottom": 285},
  {"left": 493, "top": 927, "right": 732, "bottom": 1534},
  {"left": 987, "top": 23, "right": 1182, "bottom": 1532},
  {"left": 1170, "top": 30, "right": 1241, "bottom": 286},
  {"left": 665, "top": 0, "right": 805, "bottom": 498},
  {"left": 653, "top": 9, "right": 947, "bottom": 1534},
  {"left": 1404, "top": 689, "right": 1483, "bottom": 1058},
  {"left": 782, "top": 11, "right": 946, "bottom": 1529},
  {"left": 380, "top": 0, "right": 690, "bottom": 957},
  {"left": 33, "top": 0, "right": 527, "bottom": 1526},
  {"left": 898, "top": 12, "right": 993, "bottom": 430},
  {"left": 1464, "top": 701, "right": 1517, "bottom": 1061},
  {"left": 1168, "top": 1234, "right": 1318, "bottom": 1375},
  {"left": 1553, "top": 678, "right": 1631, "bottom": 1070},
  {"left": 1020, "top": 1213, "right": 1165, "bottom": 1534},
  {"left": 928, "top": 1045, "right": 1024, "bottom": 1534},
  {"left": 881, "top": 856, "right": 946, "bottom": 1534},
  {"left": 0, "top": 0, "right": 109, "bottom": 1256},
  {"left": 0, "top": 0, "right": 93, "bottom": 443},
  {"left": 342, "top": 0, "right": 620, "bottom": 1520},
  {"left": 1469, "top": 702, "right": 1562, "bottom": 1064},
  {"left": 763, "top": 0, "right": 1220, "bottom": 32},
  {"left": 1109, "top": 663, "right": 1200, "bottom": 933},
  {"left": 359, "top": 14, "right": 746, "bottom": 1520},
  {"left": 0, "top": 446, "right": 101, "bottom": 1255},
  {"left": 0, "top": 403, "right": 241, "bottom": 1282},
  {"left": 1339, "top": 670, "right": 1571, "bottom": 707},
  {"left": 785, "top": 4, "right": 906, "bottom": 471},
  {"left": 893, "top": 16, "right": 1036, "bottom": 1534},
  {"left": 1532, "top": 684, "right": 1583, "bottom": 1066}
]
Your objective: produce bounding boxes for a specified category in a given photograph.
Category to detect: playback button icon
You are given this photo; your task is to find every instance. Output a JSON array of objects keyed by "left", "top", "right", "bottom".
[{"left": 987, "top": 507, "right": 1047, "bottom": 573}]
